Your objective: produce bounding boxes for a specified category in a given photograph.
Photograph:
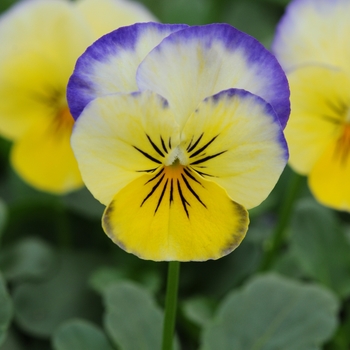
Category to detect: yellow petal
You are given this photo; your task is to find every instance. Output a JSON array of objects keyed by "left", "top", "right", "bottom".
[
  {"left": 103, "top": 165, "right": 248, "bottom": 261},
  {"left": 309, "top": 125, "right": 350, "bottom": 211},
  {"left": 11, "top": 108, "right": 83, "bottom": 194},
  {"left": 71, "top": 91, "right": 179, "bottom": 205},
  {"left": 76, "top": 0, "right": 157, "bottom": 39},
  {"left": 0, "top": 0, "right": 94, "bottom": 140},
  {"left": 285, "top": 65, "right": 350, "bottom": 175},
  {"left": 181, "top": 89, "right": 288, "bottom": 209},
  {"left": 273, "top": 0, "right": 350, "bottom": 71}
]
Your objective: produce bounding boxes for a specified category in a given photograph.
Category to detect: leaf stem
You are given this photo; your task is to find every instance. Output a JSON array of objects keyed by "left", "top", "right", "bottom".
[
  {"left": 260, "top": 172, "right": 304, "bottom": 271},
  {"left": 162, "top": 261, "right": 180, "bottom": 350}
]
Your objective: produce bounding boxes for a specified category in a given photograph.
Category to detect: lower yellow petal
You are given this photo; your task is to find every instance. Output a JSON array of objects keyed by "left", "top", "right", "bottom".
[
  {"left": 103, "top": 165, "right": 248, "bottom": 261},
  {"left": 309, "top": 126, "right": 350, "bottom": 211},
  {"left": 285, "top": 65, "right": 350, "bottom": 175},
  {"left": 11, "top": 108, "right": 83, "bottom": 194}
]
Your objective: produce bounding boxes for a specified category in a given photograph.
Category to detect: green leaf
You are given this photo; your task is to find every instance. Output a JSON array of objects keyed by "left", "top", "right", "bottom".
[
  {"left": 0, "top": 237, "right": 57, "bottom": 281},
  {"left": 89, "top": 266, "right": 126, "bottom": 294},
  {"left": 201, "top": 274, "right": 339, "bottom": 350},
  {"left": 12, "top": 251, "right": 105, "bottom": 338},
  {"left": 0, "top": 198, "right": 7, "bottom": 241},
  {"left": 52, "top": 319, "right": 114, "bottom": 350},
  {"left": 103, "top": 282, "right": 177, "bottom": 350},
  {"left": 290, "top": 199, "right": 350, "bottom": 297},
  {"left": 0, "top": 273, "right": 13, "bottom": 347},
  {"left": 182, "top": 296, "right": 216, "bottom": 328}
]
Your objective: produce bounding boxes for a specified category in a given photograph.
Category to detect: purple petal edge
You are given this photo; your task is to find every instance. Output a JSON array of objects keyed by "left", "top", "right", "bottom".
[
  {"left": 67, "top": 22, "right": 188, "bottom": 120},
  {"left": 137, "top": 24, "right": 290, "bottom": 129}
]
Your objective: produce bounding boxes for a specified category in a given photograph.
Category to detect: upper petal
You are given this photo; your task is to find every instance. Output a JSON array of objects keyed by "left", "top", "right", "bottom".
[
  {"left": 0, "top": 0, "right": 95, "bottom": 140},
  {"left": 76, "top": 0, "right": 157, "bottom": 39},
  {"left": 71, "top": 91, "right": 179, "bottom": 205},
  {"left": 272, "top": 0, "right": 350, "bottom": 71},
  {"left": 67, "top": 22, "right": 188, "bottom": 119},
  {"left": 284, "top": 65, "right": 350, "bottom": 175},
  {"left": 181, "top": 89, "right": 288, "bottom": 209},
  {"left": 136, "top": 24, "right": 290, "bottom": 129}
]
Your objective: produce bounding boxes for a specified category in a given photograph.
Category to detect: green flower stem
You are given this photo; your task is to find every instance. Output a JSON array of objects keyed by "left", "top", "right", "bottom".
[
  {"left": 260, "top": 172, "right": 304, "bottom": 271},
  {"left": 162, "top": 261, "right": 180, "bottom": 350}
]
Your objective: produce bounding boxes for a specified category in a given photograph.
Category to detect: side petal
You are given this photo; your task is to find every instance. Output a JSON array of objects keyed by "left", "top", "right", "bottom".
[
  {"left": 103, "top": 167, "right": 249, "bottom": 261},
  {"left": 71, "top": 91, "right": 179, "bottom": 206},
  {"left": 309, "top": 133, "right": 350, "bottom": 211},
  {"left": 137, "top": 24, "right": 290, "bottom": 129},
  {"left": 67, "top": 22, "right": 187, "bottom": 119},
  {"left": 76, "top": 0, "right": 157, "bottom": 39},
  {"left": 284, "top": 65, "right": 350, "bottom": 175},
  {"left": 272, "top": 0, "right": 350, "bottom": 71},
  {"left": 11, "top": 110, "right": 83, "bottom": 194},
  {"left": 181, "top": 89, "right": 288, "bottom": 209}
]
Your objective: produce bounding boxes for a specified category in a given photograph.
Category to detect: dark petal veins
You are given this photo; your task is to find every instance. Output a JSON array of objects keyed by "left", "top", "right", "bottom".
[
  {"left": 181, "top": 174, "right": 206, "bottom": 208},
  {"left": 155, "top": 179, "right": 168, "bottom": 213},
  {"left": 141, "top": 173, "right": 165, "bottom": 206},
  {"left": 189, "top": 135, "right": 218, "bottom": 158},
  {"left": 146, "top": 134, "right": 165, "bottom": 157},
  {"left": 187, "top": 133, "right": 204, "bottom": 153},
  {"left": 133, "top": 146, "right": 162, "bottom": 164}
]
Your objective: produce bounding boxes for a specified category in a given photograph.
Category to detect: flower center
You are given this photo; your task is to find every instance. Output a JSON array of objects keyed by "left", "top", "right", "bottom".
[{"left": 335, "top": 123, "right": 350, "bottom": 164}]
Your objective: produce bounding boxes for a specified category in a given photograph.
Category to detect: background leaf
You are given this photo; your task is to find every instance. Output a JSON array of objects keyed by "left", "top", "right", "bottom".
[
  {"left": 0, "top": 273, "right": 13, "bottom": 347},
  {"left": 201, "top": 274, "right": 339, "bottom": 350},
  {"left": 103, "top": 281, "right": 177, "bottom": 350},
  {"left": 289, "top": 199, "right": 350, "bottom": 297},
  {"left": 52, "top": 319, "right": 114, "bottom": 350}
]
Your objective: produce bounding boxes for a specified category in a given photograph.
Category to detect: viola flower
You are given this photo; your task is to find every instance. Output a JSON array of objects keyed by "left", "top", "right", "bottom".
[
  {"left": 0, "top": 0, "right": 155, "bottom": 194},
  {"left": 272, "top": 0, "right": 350, "bottom": 210},
  {"left": 68, "top": 23, "right": 290, "bottom": 261}
]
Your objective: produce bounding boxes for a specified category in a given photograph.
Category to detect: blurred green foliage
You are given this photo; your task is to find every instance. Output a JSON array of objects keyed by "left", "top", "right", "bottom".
[{"left": 1, "top": 0, "right": 350, "bottom": 349}]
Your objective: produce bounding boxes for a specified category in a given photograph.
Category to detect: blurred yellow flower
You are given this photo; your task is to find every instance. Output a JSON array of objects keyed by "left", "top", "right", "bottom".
[
  {"left": 0, "top": 0, "right": 156, "bottom": 194},
  {"left": 68, "top": 23, "right": 290, "bottom": 261},
  {"left": 273, "top": 0, "right": 350, "bottom": 211}
]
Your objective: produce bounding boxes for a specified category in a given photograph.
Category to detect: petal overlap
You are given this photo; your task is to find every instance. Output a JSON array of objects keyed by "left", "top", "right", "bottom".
[
  {"left": 137, "top": 24, "right": 290, "bottom": 129},
  {"left": 67, "top": 23, "right": 188, "bottom": 119}
]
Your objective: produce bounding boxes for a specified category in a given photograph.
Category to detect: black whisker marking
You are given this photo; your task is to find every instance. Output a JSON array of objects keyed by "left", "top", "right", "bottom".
[
  {"left": 141, "top": 173, "right": 165, "bottom": 207},
  {"left": 195, "top": 170, "right": 215, "bottom": 177},
  {"left": 134, "top": 146, "right": 162, "bottom": 164},
  {"left": 169, "top": 137, "right": 172, "bottom": 149},
  {"left": 146, "top": 134, "right": 165, "bottom": 157},
  {"left": 190, "top": 151, "right": 227, "bottom": 165},
  {"left": 189, "top": 135, "right": 218, "bottom": 158},
  {"left": 187, "top": 133, "right": 204, "bottom": 153},
  {"left": 155, "top": 179, "right": 168, "bottom": 214},
  {"left": 181, "top": 174, "right": 206, "bottom": 208},
  {"left": 183, "top": 168, "right": 203, "bottom": 186},
  {"left": 169, "top": 179, "right": 174, "bottom": 205},
  {"left": 136, "top": 167, "right": 158, "bottom": 173},
  {"left": 160, "top": 136, "right": 168, "bottom": 154},
  {"left": 145, "top": 168, "right": 164, "bottom": 184},
  {"left": 186, "top": 136, "right": 194, "bottom": 151},
  {"left": 177, "top": 180, "right": 190, "bottom": 218}
]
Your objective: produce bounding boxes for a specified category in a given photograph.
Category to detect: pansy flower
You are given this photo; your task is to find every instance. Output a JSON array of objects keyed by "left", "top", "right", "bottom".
[
  {"left": 272, "top": 0, "right": 350, "bottom": 210},
  {"left": 68, "top": 23, "right": 290, "bottom": 261},
  {"left": 0, "top": 0, "right": 155, "bottom": 194}
]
